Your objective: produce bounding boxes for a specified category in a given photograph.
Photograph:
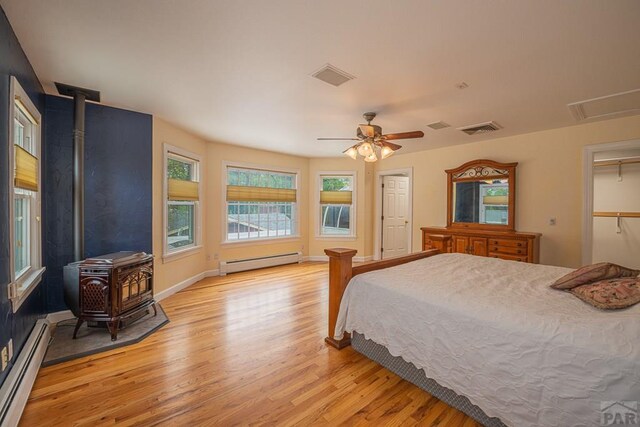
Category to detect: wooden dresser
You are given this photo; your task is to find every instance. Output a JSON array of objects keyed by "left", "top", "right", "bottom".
[{"left": 421, "top": 227, "right": 541, "bottom": 263}]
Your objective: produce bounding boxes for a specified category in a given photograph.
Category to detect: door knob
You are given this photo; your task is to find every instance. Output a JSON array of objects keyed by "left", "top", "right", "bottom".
[{"left": 404, "top": 220, "right": 409, "bottom": 224}]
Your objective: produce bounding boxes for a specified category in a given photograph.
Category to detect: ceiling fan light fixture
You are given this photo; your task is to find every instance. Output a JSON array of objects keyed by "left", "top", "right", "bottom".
[
  {"left": 364, "top": 151, "right": 378, "bottom": 163},
  {"left": 380, "top": 145, "right": 395, "bottom": 159},
  {"left": 357, "top": 141, "right": 373, "bottom": 156},
  {"left": 318, "top": 112, "right": 422, "bottom": 162},
  {"left": 343, "top": 146, "right": 358, "bottom": 160}
]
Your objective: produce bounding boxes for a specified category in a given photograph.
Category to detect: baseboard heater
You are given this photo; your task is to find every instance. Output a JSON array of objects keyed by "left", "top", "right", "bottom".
[
  {"left": 0, "top": 319, "right": 51, "bottom": 427},
  {"left": 219, "top": 252, "right": 302, "bottom": 276}
]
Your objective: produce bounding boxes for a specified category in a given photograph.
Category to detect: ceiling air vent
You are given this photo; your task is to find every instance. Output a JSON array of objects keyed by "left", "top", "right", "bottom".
[
  {"left": 568, "top": 88, "right": 640, "bottom": 121},
  {"left": 426, "top": 121, "right": 450, "bottom": 130},
  {"left": 458, "top": 121, "right": 502, "bottom": 135},
  {"left": 311, "top": 64, "right": 355, "bottom": 87}
]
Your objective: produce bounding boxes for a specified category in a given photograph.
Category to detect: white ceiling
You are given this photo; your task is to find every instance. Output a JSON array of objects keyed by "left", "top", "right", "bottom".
[{"left": 3, "top": 0, "right": 640, "bottom": 157}]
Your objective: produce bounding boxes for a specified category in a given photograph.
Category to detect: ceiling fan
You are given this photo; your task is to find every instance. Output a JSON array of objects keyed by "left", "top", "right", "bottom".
[{"left": 318, "top": 112, "right": 424, "bottom": 162}]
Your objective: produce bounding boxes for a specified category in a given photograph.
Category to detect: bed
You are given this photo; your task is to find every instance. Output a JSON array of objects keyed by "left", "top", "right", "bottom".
[{"left": 324, "top": 249, "right": 640, "bottom": 427}]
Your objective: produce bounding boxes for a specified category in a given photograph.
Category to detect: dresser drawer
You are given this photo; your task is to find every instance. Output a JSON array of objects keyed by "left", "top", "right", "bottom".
[
  {"left": 488, "top": 239, "right": 526, "bottom": 248},
  {"left": 488, "top": 245, "right": 527, "bottom": 256},
  {"left": 489, "top": 253, "right": 528, "bottom": 262}
]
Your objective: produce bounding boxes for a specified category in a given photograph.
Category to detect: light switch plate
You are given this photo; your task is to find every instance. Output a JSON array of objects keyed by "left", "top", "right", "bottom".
[
  {"left": 8, "top": 339, "right": 13, "bottom": 360},
  {"left": 1, "top": 346, "right": 7, "bottom": 371}
]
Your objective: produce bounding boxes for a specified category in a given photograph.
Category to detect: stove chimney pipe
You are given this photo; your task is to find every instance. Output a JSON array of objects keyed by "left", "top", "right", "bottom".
[{"left": 54, "top": 83, "right": 101, "bottom": 261}]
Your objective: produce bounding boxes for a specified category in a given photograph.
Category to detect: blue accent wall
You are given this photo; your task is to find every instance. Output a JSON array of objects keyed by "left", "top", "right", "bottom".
[
  {"left": 43, "top": 96, "right": 153, "bottom": 312},
  {"left": 0, "top": 6, "right": 47, "bottom": 386},
  {"left": 1, "top": 4, "right": 153, "bottom": 387}
]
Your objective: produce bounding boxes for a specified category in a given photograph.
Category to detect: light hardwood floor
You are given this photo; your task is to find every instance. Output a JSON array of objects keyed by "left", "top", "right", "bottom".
[{"left": 21, "top": 262, "right": 480, "bottom": 426}]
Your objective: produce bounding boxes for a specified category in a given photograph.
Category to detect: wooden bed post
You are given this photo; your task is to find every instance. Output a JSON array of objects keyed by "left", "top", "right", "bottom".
[
  {"left": 324, "top": 247, "right": 440, "bottom": 350},
  {"left": 324, "top": 248, "right": 357, "bottom": 349}
]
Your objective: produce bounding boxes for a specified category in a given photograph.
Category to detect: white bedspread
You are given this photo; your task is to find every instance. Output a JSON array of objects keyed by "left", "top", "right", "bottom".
[{"left": 335, "top": 253, "right": 640, "bottom": 427}]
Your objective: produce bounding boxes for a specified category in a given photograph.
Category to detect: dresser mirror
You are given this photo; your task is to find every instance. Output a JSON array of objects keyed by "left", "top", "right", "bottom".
[{"left": 446, "top": 159, "right": 517, "bottom": 231}]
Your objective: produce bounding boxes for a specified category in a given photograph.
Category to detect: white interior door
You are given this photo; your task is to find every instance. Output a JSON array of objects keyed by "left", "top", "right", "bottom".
[{"left": 382, "top": 176, "right": 410, "bottom": 259}]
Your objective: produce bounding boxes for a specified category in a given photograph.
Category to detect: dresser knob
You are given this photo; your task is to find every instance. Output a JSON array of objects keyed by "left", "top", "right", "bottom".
[
  {"left": 517, "top": 250, "right": 522, "bottom": 254},
  {"left": 517, "top": 243, "right": 522, "bottom": 247}
]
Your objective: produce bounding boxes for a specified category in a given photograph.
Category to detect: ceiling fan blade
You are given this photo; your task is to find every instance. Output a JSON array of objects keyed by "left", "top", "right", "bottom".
[
  {"left": 381, "top": 141, "right": 402, "bottom": 151},
  {"left": 358, "top": 125, "right": 376, "bottom": 138},
  {"left": 382, "top": 131, "right": 424, "bottom": 140},
  {"left": 317, "top": 137, "right": 360, "bottom": 141}
]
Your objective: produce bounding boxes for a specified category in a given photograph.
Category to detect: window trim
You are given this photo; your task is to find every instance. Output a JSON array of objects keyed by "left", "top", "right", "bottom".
[
  {"left": 222, "top": 161, "right": 301, "bottom": 245},
  {"left": 8, "top": 76, "right": 44, "bottom": 313},
  {"left": 316, "top": 171, "right": 357, "bottom": 240},
  {"left": 162, "top": 144, "right": 203, "bottom": 262}
]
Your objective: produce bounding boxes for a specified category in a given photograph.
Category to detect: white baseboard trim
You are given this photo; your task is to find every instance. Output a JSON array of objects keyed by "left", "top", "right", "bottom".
[
  {"left": 155, "top": 272, "right": 205, "bottom": 302},
  {"left": 45, "top": 310, "right": 74, "bottom": 324},
  {"left": 303, "top": 255, "right": 373, "bottom": 263},
  {"left": 304, "top": 255, "right": 327, "bottom": 262},
  {"left": 204, "top": 269, "right": 220, "bottom": 278},
  {"left": 0, "top": 319, "right": 50, "bottom": 427},
  {"left": 155, "top": 269, "right": 220, "bottom": 302},
  {"left": 219, "top": 252, "right": 302, "bottom": 276}
]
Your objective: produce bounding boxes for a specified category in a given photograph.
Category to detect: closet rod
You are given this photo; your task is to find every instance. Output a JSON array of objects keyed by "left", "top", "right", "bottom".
[
  {"left": 593, "top": 157, "right": 640, "bottom": 167},
  {"left": 592, "top": 211, "right": 640, "bottom": 218}
]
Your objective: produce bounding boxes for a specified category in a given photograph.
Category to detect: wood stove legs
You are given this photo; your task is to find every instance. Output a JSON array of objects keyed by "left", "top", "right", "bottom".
[
  {"left": 106, "top": 319, "right": 121, "bottom": 341},
  {"left": 72, "top": 318, "right": 84, "bottom": 339},
  {"left": 72, "top": 318, "right": 120, "bottom": 341},
  {"left": 72, "top": 303, "right": 157, "bottom": 341}
]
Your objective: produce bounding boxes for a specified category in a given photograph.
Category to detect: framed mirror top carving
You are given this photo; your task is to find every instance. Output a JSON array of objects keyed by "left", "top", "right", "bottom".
[{"left": 446, "top": 159, "right": 517, "bottom": 231}]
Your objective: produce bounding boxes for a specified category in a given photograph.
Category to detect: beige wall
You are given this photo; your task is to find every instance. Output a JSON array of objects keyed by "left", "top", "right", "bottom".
[
  {"left": 153, "top": 118, "right": 376, "bottom": 294},
  {"left": 153, "top": 118, "right": 310, "bottom": 293},
  {"left": 375, "top": 115, "right": 640, "bottom": 267},
  {"left": 152, "top": 118, "right": 208, "bottom": 293},
  {"left": 154, "top": 114, "right": 640, "bottom": 293},
  {"left": 307, "top": 158, "right": 374, "bottom": 259},
  {"left": 204, "top": 142, "right": 309, "bottom": 272}
]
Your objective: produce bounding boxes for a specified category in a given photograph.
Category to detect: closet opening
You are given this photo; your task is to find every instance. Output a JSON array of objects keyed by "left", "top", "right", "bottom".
[{"left": 583, "top": 139, "right": 640, "bottom": 268}]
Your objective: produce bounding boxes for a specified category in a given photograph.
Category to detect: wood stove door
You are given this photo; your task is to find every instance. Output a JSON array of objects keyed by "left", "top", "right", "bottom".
[
  {"left": 79, "top": 274, "right": 110, "bottom": 316},
  {"left": 119, "top": 263, "right": 153, "bottom": 313}
]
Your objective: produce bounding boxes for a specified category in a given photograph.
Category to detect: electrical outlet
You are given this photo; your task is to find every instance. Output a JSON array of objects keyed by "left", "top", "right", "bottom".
[
  {"left": 206, "top": 254, "right": 211, "bottom": 261},
  {"left": 1, "top": 346, "right": 7, "bottom": 372},
  {"left": 549, "top": 217, "right": 557, "bottom": 226},
  {"left": 213, "top": 253, "right": 219, "bottom": 260}
]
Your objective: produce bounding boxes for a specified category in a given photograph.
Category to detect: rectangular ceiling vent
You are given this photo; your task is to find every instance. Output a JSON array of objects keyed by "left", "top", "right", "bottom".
[
  {"left": 568, "top": 88, "right": 640, "bottom": 121},
  {"left": 458, "top": 121, "right": 502, "bottom": 135},
  {"left": 426, "top": 121, "right": 450, "bottom": 130},
  {"left": 311, "top": 64, "right": 355, "bottom": 87}
]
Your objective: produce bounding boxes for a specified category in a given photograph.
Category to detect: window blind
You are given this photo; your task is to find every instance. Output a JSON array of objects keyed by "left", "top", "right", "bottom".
[
  {"left": 482, "top": 195, "right": 508, "bottom": 205},
  {"left": 168, "top": 179, "right": 199, "bottom": 201},
  {"left": 320, "top": 190, "right": 352, "bottom": 205},
  {"left": 226, "top": 185, "right": 296, "bottom": 203},
  {"left": 14, "top": 144, "right": 38, "bottom": 192}
]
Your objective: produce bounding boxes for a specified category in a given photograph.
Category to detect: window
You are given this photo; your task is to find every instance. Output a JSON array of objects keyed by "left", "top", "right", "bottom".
[
  {"left": 164, "top": 145, "right": 201, "bottom": 259},
  {"left": 8, "top": 77, "right": 44, "bottom": 312},
  {"left": 225, "top": 165, "right": 298, "bottom": 242},
  {"left": 318, "top": 173, "right": 356, "bottom": 238},
  {"left": 479, "top": 182, "right": 509, "bottom": 225}
]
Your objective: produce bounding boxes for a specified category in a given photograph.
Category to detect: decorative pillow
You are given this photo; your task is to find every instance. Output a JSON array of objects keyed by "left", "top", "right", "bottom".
[
  {"left": 570, "top": 278, "right": 640, "bottom": 310},
  {"left": 551, "top": 262, "right": 639, "bottom": 290}
]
